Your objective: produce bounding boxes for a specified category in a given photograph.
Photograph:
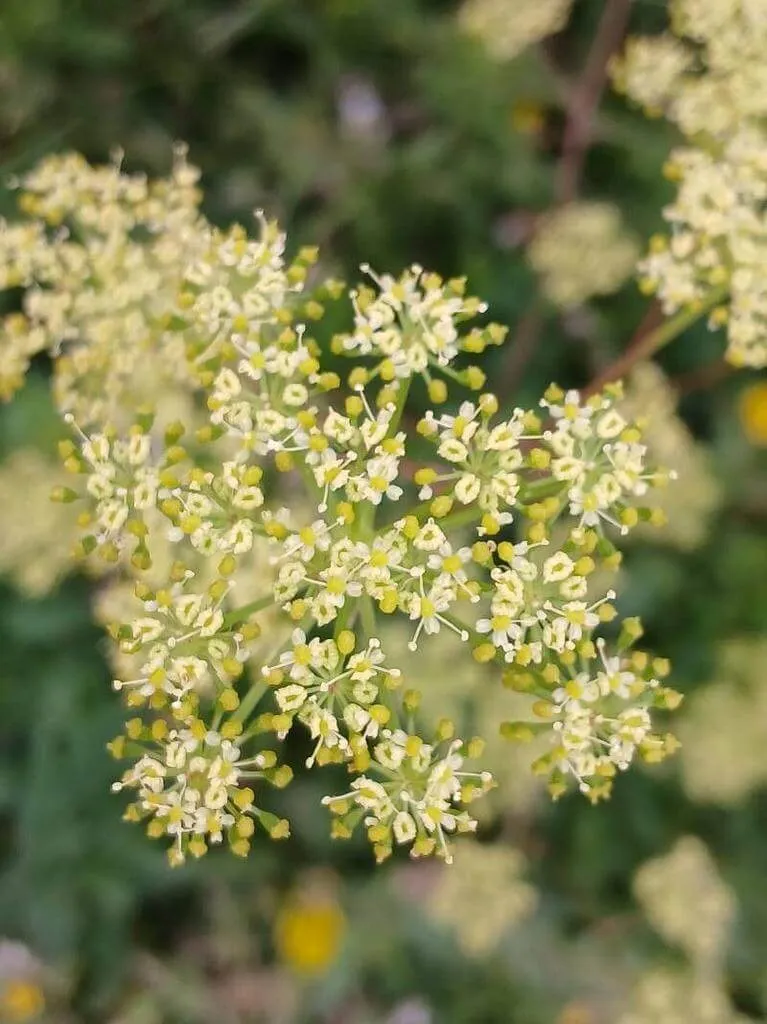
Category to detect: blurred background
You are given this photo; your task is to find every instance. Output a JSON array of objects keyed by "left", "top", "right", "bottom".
[{"left": 1, "top": 1, "right": 767, "bottom": 1021}]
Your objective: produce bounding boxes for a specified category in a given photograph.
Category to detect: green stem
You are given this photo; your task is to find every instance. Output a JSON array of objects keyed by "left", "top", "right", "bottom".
[
  {"left": 388, "top": 377, "right": 412, "bottom": 437},
  {"left": 357, "top": 501, "right": 376, "bottom": 543},
  {"left": 518, "top": 478, "right": 565, "bottom": 503},
  {"left": 433, "top": 506, "right": 482, "bottom": 534},
  {"left": 586, "top": 284, "right": 729, "bottom": 395},
  {"left": 297, "top": 459, "right": 322, "bottom": 506},
  {"left": 360, "top": 595, "right": 377, "bottom": 640},
  {"left": 232, "top": 677, "right": 269, "bottom": 725},
  {"left": 333, "top": 597, "right": 358, "bottom": 639},
  {"left": 222, "top": 594, "right": 277, "bottom": 629},
  {"left": 439, "top": 364, "right": 467, "bottom": 388},
  {"left": 635, "top": 289, "right": 728, "bottom": 359}
]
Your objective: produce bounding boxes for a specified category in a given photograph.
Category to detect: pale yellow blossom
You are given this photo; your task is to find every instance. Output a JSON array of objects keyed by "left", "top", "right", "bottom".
[
  {"left": 458, "top": 0, "right": 573, "bottom": 61},
  {"left": 529, "top": 203, "right": 639, "bottom": 309}
]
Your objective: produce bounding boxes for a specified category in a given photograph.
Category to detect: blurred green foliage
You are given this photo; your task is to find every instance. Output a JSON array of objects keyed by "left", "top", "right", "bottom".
[{"left": 1, "top": 1, "right": 767, "bottom": 1021}]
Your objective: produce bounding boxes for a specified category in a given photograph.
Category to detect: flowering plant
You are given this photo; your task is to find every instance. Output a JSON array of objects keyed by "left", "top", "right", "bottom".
[
  {"left": 0, "top": 149, "right": 686, "bottom": 868},
  {"left": 612, "top": 0, "right": 767, "bottom": 370}
]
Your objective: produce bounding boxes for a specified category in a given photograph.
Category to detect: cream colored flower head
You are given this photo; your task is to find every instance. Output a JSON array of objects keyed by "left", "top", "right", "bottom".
[
  {"left": 611, "top": 35, "right": 691, "bottom": 117},
  {"left": 680, "top": 639, "right": 767, "bottom": 804},
  {"left": 458, "top": 0, "right": 573, "bottom": 62},
  {"left": 528, "top": 202, "right": 639, "bottom": 309},
  {"left": 622, "top": 363, "right": 720, "bottom": 550},
  {"left": 614, "top": 0, "right": 767, "bottom": 136},
  {"left": 619, "top": 968, "right": 747, "bottom": 1024},
  {"left": 633, "top": 836, "right": 735, "bottom": 968},
  {"left": 0, "top": 449, "right": 80, "bottom": 596},
  {"left": 427, "top": 840, "right": 536, "bottom": 954},
  {"left": 0, "top": 149, "right": 683, "bottom": 866}
]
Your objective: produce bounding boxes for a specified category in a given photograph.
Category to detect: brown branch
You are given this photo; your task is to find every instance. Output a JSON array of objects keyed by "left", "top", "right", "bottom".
[
  {"left": 671, "top": 357, "right": 732, "bottom": 396},
  {"left": 583, "top": 283, "right": 730, "bottom": 396},
  {"left": 500, "top": 0, "right": 635, "bottom": 398},
  {"left": 496, "top": 304, "right": 546, "bottom": 400},
  {"left": 556, "top": 0, "right": 635, "bottom": 204},
  {"left": 583, "top": 300, "right": 662, "bottom": 396}
]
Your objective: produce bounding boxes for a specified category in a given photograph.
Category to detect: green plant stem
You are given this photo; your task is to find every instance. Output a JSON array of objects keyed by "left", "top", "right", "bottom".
[
  {"left": 430, "top": 506, "right": 483, "bottom": 534},
  {"left": 232, "top": 677, "right": 269, "bottom": 726},
  {"left": 333, "top": 597, "right": 355, "bottom": 639},
  {"left": 222, "top": 594, "right": 277, "bottom": 628},
  {"left": 519, "top": 478, "right": 565, "bottom": 503},
  {"left": 360, "top": 595, "right": 377, "bottom": 639},
  {"left": 585, "top": 285, "right": 729, "bottom": 396},
  {"left": 388, "top": 378, "right": 411, "bottom": 437}
]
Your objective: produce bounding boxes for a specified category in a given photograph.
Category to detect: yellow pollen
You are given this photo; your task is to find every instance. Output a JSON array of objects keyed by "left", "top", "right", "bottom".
[{"left": 326, "top": 575, "right": 346, "bottom": 595}]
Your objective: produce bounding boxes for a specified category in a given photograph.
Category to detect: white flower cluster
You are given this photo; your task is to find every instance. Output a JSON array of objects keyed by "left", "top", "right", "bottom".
[
  {"left": 620, "top": 836, "right": 743, "bottom": 1024},
  {"left": 458, "top": 0, "right": 574, "bottom": 62},
  {"left": 679, "top": 639, "right": 767, "bottom": 805},
  {"left": 633, "top": 836, "right": 735, "bottom": 969},
  {"left": 0, "top": 151, "right": 682, "bottom": 864},
  {"left": 376, "top": 622, "right": 547, "bottom": 818},
  {"left": 528, "top": 202, "right": 639, "bottom": 309},
  {"left": 613, "top": 0, "right": 767, "bottom": 136},
  {"left": 613, "top": 0, "right": 767, "bottom": 367},
  {"left": 323, "top": 732, "right": 490, "bottom": 865},
  {"left": 263, "top": 631, "right": 397, "bottom": 761},
  {"left": 111, "top": 724, "right": 291, "bottom": 865},
  {"left": 426, "top": 840, "right": 537, "bottom": 954},
  {"left": 503, "top": 634, "right": 680, "bottom": 802},
  {"left": 110, "top": 575, "right": 257, "bottom": 711},
  {"left": 619, "top": 969, "right": 749, "bottom": 1024},
  {"left": 0, "top": 148, "right": 201, "bottom": 423},
  {"left": 332, "top": 265, "right": 497, "bottom": 389},
  {"left": 0, "top": 448, "right": 80, "bottom": 595},
  {"left": 622, "top": 364, "right": 720, "bottom": 550},
  {"left": 56, "top": 419, "right": 162, "bottom": 566}
]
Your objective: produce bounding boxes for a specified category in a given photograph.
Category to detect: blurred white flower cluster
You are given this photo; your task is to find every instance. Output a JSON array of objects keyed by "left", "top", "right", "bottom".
[
  {"left": 613, "top": 0, "right": 767, "bottom": 368},
  {"left": 679, "top": 639, "right": 767, "bottom": 805},
  {"left": 458, "top": 0, "right": 573, "bottom": 62},
  {"left": 528, "top": 202, "right": 639, "bottom": 310},
  {"left": 613, "top": 0, "right": 767, "bottom": 135},
  {"left": 0, "top": 449, "right": 80, "bottom": 596},
  {"left": 633, "top": 836, "right": 735, "bottom": 969},
  {"left": 619, "top": 969, "right": 749, "bottom": 1024},
  {"left": 427, "top": 840, "right": 537, "bottom": 954},
  {"left": 622, "top": 363, "right": 721, "bottom": 550},
  {"left": 621, "top": 836, "right": 743, "bottom": 1024}
]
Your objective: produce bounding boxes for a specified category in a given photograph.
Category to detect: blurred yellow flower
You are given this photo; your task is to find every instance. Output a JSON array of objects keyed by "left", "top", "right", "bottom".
[
  {"left": 511, "top": 100, "right": 546, "bottom": 136},
  {"left": 0, "top": 979, "right": 45, "bottom": 1022},
  {"left": 274, "top": 890, "right": 346, "bottom": 976},
  {"left": 557, "top": 1003, "right": 597, "bottom": 1024},
  {"left": 739, "top": 380, "right": 767, "bottom": 445}
]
